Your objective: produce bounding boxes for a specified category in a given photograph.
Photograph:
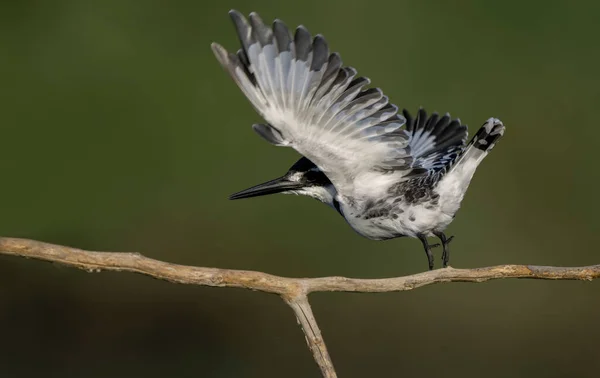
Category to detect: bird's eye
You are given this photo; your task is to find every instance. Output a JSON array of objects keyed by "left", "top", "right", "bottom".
[
  {"left": 304, "top": 170, "right": 326, "bottom": 185},
  {"left": 304, "top": 171, "right": 317, "bottom": 181}
]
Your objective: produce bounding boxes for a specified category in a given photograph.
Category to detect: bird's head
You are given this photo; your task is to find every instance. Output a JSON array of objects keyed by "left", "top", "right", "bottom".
[{"left": 229, "top": 157, "right": 337, "bottom": 207}]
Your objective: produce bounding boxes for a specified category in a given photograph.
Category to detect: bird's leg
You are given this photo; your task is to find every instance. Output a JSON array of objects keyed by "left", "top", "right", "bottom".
[
  {"left": 418, "top": 235, "right": 435, "bottom": 271},
  {"left": 429, "top": 235, "right": 454, "bottom": 249},
  {"left": 433, "top": 232, "right": 454, "bottom": 268}
]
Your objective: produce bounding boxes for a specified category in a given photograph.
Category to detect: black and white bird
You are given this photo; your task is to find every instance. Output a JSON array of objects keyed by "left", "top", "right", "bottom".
[{"left": 212, "top": 10, "right": 505, "bottom": 270}]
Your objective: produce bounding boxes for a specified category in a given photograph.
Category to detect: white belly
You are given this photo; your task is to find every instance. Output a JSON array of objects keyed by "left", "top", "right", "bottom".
[{"left": 340, "top": 201, "right": 455, "bottom": 240}]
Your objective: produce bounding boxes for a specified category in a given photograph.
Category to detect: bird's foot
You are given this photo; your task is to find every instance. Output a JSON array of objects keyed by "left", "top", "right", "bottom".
[
  {"left": 441, "top": 235, "right": 454, "bottom": 268},
  {"left": 430, "top": 235, "right": 454, "bottom": 249}
]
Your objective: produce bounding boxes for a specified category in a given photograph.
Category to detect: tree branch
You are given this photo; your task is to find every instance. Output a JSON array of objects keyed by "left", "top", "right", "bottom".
[
  {"left": 285, "top": 295, "right": 337, "bottom": 378},
  {"left": 1, "top": 236, "right": 598, "bottom": 377}
]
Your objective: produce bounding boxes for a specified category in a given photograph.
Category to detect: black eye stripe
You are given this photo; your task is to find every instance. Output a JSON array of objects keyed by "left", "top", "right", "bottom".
[
  {"left": 304, "top": 171, "right": 331, "bottom": 186},
  {"left": 288, "top": 157, "right": 332, "bottom": 186}
]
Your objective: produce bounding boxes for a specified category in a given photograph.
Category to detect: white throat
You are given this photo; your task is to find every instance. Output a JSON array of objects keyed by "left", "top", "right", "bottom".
[{"left": 288, "top": 184, "right": 337, "bottom": 207}]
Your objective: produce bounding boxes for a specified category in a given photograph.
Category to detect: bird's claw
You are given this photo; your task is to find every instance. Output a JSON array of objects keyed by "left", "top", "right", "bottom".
[
  {"left": 441, "top": 235, "right": 454, "bottom": 268},
  {"left": 430, "top": 235, "right": 453, "bottom": 249},
  {"left": 420, "top": 234, "right": 454, "bottom": 270}
]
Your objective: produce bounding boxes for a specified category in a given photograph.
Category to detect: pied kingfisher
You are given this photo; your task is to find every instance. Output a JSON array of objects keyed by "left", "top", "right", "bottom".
[{"left": 212, "top": 10, "right": 505, "bottom": 270}]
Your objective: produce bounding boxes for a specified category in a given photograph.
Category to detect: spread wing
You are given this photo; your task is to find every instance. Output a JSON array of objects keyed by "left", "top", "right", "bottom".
[
  {"left": 212, "top": 10, "right": 467, "bottom": 195},
  {"left": 212, "top": 10, "right": 413, "bottom": 194}
]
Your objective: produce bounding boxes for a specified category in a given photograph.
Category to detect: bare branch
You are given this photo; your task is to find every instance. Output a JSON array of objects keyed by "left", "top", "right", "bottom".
[
  {"left": 2, "top": 237, "right": 598, "bottom": 296},
  {"left": 1, "top": 235, "right": 599, "bottom": 378},
  {"left": 285, "top": 295, "right": 337, "bottom": 378}
]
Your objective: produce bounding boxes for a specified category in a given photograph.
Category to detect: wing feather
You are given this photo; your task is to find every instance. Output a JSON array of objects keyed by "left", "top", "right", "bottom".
[
  {"left": 213, "top": 10, "right": 418, "bottom": 194},
  {"left": 402, "top": 109, "right": 468, "bottom": 174}
]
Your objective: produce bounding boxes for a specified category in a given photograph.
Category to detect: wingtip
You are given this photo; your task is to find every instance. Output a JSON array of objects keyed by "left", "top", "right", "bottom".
[
  {"left": 211, "top": 42, "right": 224, "bottom": 54},
  {"left": 229, "top": 9, "right": 247, "bottom": 24},
  {"left": 296, "top": 24, "right": 309, "bottom": 34},
  {"left": 248, "top": 11, "right": 261, "bottom": 20},
  {"left": 211, "top": 43, "right": 229, "bottom": 64},
  {"left": 249, "top": 11, "right": 264, "bottom": 28}
]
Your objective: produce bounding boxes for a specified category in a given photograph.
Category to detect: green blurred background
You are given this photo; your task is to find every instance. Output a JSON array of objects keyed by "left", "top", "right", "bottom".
[{"left": 1, "top": 0, "right": 599, "bottom": 377}]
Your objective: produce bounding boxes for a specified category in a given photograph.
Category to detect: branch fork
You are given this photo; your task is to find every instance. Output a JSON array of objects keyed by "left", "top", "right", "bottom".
[{"left": 1, "top": 237, "right": 598, "bottom": 378}]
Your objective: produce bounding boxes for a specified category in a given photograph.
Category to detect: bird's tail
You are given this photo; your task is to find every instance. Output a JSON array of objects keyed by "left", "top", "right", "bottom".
[
  {"left": 454, "top": 117, "right": 505, "bottom": 169},
  {"left": 435, "top": 117, "right": 504, "bottom": 215}
]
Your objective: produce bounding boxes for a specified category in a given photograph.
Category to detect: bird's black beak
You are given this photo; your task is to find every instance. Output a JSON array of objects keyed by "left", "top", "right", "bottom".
[{"left": 229, "top": 176, "right": 303, "bottom": 200}]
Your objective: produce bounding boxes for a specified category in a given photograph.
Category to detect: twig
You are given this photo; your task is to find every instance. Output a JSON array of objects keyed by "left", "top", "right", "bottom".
[{"left": 1, "top": 236, "right": 598, "bottom": 377}]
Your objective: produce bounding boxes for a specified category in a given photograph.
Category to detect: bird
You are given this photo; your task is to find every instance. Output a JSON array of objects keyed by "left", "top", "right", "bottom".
[{"left": 211, "top": 10, "right": 505, "bottom": 270}]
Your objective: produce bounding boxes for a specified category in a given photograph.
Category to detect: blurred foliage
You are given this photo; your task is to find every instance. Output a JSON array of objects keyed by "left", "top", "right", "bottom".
[{"left": 1, "top": 0, "right": 599, "bottom": 377}]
